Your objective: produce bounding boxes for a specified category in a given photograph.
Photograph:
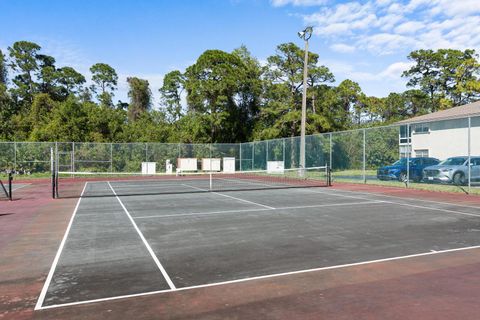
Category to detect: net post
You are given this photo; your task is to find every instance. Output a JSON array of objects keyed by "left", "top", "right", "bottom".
[{"left": 8, "top": 171, "right": 13, "bottom": 201}]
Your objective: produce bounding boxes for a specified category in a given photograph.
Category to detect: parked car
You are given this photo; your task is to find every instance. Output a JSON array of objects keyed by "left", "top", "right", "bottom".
[
  {"left": 423, "top": 156, "right": 480, "bottom": 185},
  {"left": 377, "top": 157, "right": 440, "bottom": 182}
]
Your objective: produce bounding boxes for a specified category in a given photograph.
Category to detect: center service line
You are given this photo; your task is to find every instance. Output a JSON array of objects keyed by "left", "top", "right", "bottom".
[
  {"left": 182, "top": 183, "right": 275, "bottom": 210},
  {"left": 107, "top": 182, "right": 176, "bottom": 290}
]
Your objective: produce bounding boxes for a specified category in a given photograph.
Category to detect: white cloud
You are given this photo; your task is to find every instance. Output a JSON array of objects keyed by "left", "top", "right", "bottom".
[
  {"left": 429, "top": 0, "right": 480, "bottom": 18},
  {"left": 379, "top": 61, "right": 415, "bottom": 78},
  {"left": 330, "top": 43, "right": 356, "bottom": 53},
  {"left": 270, "top": 0, "right": 327, "bottom": 7},
  {"left": 300, "top": 0, "right": 480, "bottom": 55},
  {"left": 360, "top": 33, "right": 420, "bottom": 55},
  {"left": 305, "top": 2, "right": 377, "bottom": 36},
  {"left": 394, "top": 21, "right": 425, "bottom": 34}
]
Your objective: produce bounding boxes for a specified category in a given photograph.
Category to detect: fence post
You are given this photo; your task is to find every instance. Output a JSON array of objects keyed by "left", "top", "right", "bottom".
[
  {"left": 110, "top": 143, "right": 113, "bottom": 172},
  {"left": 363, "top": 128, "right": 366, "bottom": 183},
  {"left": 329, "top": 133, "right": 333, "bottom": 171},
  {"left": 266, "top": 140, "right": 269, "bottom": 168},
  {"left": 14, "top": 142, "right": 17, "bottom": 171},
  {"left": 72, "top": 142, "right": 75, "bottom": 172},
  {"left": 406, "top": 124, "right": 410, "bottom": 187},
  {"left": 239, "top": 143, "right": 242, "bottom": 171},
  {"left": 468, "top": 117, "right": 471, "bottom": 194},
  {"left": 283, "top": 138, "right": 286, "bottom": 167},
  {"left": 252, "top": 142, "right": 255, "bottom": 170},
  {"left": 51, "top": 147, "right": 55, "bottom": 199}
]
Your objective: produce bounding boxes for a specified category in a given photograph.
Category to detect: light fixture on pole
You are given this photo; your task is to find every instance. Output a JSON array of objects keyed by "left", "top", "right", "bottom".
[{"left": 298, "top": 26, "right": 313, "bottom": 176}]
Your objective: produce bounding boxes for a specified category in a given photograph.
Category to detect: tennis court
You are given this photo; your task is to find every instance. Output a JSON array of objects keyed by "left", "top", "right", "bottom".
[{"left": 35, "top": 175, "right": 480, "bottom": 310}]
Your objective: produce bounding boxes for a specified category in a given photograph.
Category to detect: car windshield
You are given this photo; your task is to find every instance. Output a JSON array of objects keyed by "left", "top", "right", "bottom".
[
  {"left": 439, "top": 157, "right": 466, "bottom": 166},
  {"left": 392, "top": 158, "right": 412, "bottom": 166}
]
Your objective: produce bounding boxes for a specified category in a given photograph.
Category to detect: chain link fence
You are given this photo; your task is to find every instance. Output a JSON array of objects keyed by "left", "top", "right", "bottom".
[{"left": 1, "top": 115, "right": 479, "bottom": 192}]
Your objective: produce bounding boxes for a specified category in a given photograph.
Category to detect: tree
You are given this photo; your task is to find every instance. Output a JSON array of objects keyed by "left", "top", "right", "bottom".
[
  {"left": 0, "top": 49, "right": 7, "bottom": 85},
  {"left": 40, "top": 96, "right": 89, "bottom": 141},
  {"left": 58, "top": 66, "right": 86, "bottom": 95},
  {"left": 184, "top": 49, "right": 250, "bottom": 142},
  {"left": 90, "top": 63, "right": 118, "bottom": 106},
  {"left": 403, "top": 49, "right": 480, "bottom": 109},
  {"left": 0, "top": 83, "right": 15, "bottom": 139},
  {"left": 335, "top": 79, "right": 364, "bottom": 125},
  {"left": 8, "top": 41, "right": 41, "bottom": 103},
  {"left": 232, "top": 45, "right": 263, "bottom": 141},
  {"left": 257, "top": 42, "right": 334, "bottom": 139},
  {"left": 27, "top": 93, "right": 57, "bottom": 140},
  {"left": 36, "top": 54, "right": 61, "bottom": 98},
  {"left": 159, "top": 70, "right": 185, "bottom": 122},
  {"left": 127, "top": 77, "right": 151, "bottom": 121}
]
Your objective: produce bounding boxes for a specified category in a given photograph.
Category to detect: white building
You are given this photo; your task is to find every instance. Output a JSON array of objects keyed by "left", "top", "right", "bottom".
[{"left": 397, "top": 101, "right": 480, "bottom": 160}]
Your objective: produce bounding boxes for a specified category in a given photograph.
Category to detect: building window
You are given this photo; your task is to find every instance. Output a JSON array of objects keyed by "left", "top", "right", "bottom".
[
  {"left": 399, "top": 125, "right": 411, "bottom": 144},
  {"left": 415, "top": 149, "right": 429, "bottom": 157},
  {"left": 413, "top": 123, "right": 429, "bottom": 134},
  {"left": 400, "top": 145, "right": 411, "bottom": 159}
]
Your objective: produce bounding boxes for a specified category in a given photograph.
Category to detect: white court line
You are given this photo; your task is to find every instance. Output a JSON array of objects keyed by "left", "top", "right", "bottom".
[
  {"left": 133, "top": 201, "right": 384, "bottom": 219},
  {"left": 107, "top": 182, "right": 176, "bottom": 290},
  {"left": 182, "top": 184, "right": 275, "bottom": 210},
  {"left": 12, "top": 183, "right": 30, "bottom": 191},
  {"left": 307, "top": 188, "right": 480, "bottom": 219},
  {"left": 37, "top": 244, "right": 480, "bottom": 310},
  {"left": 34, "top": 182, "right": 88, "bottom": 310},
  {"left": 110, "top": 183, "right": 188, "bottom": 188}
]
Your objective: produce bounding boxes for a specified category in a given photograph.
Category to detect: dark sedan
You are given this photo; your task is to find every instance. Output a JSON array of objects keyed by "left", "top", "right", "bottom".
[{"left": 377, "top": 157, "right": 440, "bottom": 182}]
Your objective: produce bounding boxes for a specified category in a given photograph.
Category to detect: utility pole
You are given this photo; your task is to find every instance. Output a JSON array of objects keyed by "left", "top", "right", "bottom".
[{"left": 298, "top": 26, "right": 313, "bottom": 175}]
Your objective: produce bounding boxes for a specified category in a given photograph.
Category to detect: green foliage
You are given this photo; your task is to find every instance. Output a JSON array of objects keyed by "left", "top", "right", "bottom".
[
  {"left": 1, "top": 40, "right": 480, "bottom": 146},
  {"left": 58, "top": 67, "right": 86, "bottom": 94},
  {"left": 159, "top": 70, "right": 185, "bottom": 122},
  {"left": 90, "top": 63, "right": 118, "bottom": 106},
  {"left": 403, "top": 49, "right": 480, "bottom": 109},
  {"left": 256, "top": 42, "right": 335, "bottom": 139},
  {"left": 127, "top": 77, "right": 151, "bottom": 121},
  {"left": 184, "top": 49, "right": 256, "bottom": 142},
  {"left": 0, "top": 49, "right": 7, "bottom": 84},
  {"left": 8, "top": 41, "right": 41, "bottom": 104},
  {"left": 0, "top": 84, "right": 15, "bottom": 139}
]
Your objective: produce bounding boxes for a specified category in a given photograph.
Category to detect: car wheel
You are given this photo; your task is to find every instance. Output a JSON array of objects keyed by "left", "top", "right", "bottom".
[
  {"left": 453, "top": 172, "right": 465, "bottom": 185},
  {"left": 399, "top": 172, "right": 407, "bottom": 182}
]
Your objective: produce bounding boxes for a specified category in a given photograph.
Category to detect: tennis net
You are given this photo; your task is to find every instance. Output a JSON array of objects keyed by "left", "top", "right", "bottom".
[{"left": 54, "top": 166, "right": 331, "bottom": 198}]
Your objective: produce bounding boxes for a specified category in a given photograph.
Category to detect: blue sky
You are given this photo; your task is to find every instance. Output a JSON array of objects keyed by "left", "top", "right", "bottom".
[{"left": 1, "top": 0, "right": 480, "bottom": 104}]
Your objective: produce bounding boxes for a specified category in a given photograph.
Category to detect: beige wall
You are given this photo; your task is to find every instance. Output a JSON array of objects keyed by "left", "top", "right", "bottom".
[{"left": 410, "top": 118, "right": 480, "bottom": 160}]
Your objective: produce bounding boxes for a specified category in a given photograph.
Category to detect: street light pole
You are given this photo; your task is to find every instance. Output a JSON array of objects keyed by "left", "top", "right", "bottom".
[{"left": 298, "top": 26, "right": 313, "bottom": 175}]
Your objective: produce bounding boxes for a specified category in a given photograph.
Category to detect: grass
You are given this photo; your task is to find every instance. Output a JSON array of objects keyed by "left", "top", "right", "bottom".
[
  {"left": 332, "top": 170, "right": 480, "bottom": 195},
  {"left": 332, "top": 169, "right": 377, "bottom": 176},
  {"left": 1, "top": 172, "right": 52, "bottom": 181}
]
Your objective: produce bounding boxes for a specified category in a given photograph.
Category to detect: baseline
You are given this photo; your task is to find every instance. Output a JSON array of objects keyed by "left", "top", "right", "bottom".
[{"left": 37, "top": 244, "right": 480, "bottom": 310}]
